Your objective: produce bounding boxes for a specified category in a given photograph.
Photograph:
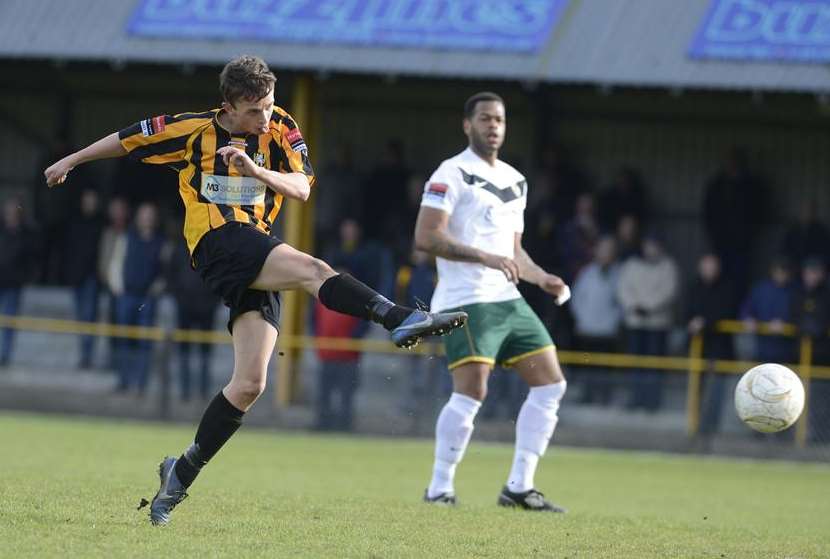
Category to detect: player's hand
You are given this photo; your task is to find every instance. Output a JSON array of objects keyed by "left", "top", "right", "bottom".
[
  {"left": 44, "top": 157, "right": 75, "bottom": 187},
  {"left": 217, "top": 146, "right": 259, "bottom": 178},
  {"left": 482, "top": 253, "right": 519, "bottom": 283},
  {"left": 539, "top": 273, "right": 567, "bottom": 298}
]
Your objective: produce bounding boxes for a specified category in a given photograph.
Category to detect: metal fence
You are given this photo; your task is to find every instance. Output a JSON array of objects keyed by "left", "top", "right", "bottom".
[{"left": 0, "top": 314, "right": 827, "bottom": 448}]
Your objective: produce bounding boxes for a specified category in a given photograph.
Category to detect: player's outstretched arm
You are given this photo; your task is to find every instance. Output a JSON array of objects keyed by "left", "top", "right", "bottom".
[
  {"left": 44, "top": 133, "right": 127, "bottom": 187},
  {"left": 414, "top": 206, "right": 519, "bottom": 283},
  {"left": 217, "top": 146, "right": 310, "bottom": 201},
  {"left": 514, "top": 233, "right": 570, "bottom": 303}
]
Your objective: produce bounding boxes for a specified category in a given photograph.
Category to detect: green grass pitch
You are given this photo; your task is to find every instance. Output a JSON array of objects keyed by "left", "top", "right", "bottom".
[{"left": 1, "top": 412, "right": 828, "bottom": 558}]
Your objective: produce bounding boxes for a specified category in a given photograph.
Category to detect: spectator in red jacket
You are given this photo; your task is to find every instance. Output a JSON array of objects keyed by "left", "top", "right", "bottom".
[{"left": 313, "top": 299, "right": 367, "bottom": 431}]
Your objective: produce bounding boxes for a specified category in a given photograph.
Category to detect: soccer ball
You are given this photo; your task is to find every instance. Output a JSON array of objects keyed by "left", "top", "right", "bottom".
[{"left": 734, "top": 364, "right": 805, "bottom": 433}]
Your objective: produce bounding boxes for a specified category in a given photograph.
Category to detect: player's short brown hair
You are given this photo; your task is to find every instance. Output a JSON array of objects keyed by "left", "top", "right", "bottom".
[
  {"left": 220, "top": 55, "right": 276, "bottom": 106},
  {"left": 464, "top": 92, "right": 505, "bottom": 119}
]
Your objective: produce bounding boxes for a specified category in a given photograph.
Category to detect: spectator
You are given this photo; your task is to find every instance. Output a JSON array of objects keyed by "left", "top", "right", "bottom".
[
  {"left": 790, "top": 257, "right": 830, "bottom": 442},
  {"left": 558, "top": 192, "right": 600, "bottom": 283},
  {"left": 114, "top": 203, "right": 167, "bottom": 395},
  {"left": 34, "top": 140, "right": 88, "bottom": 284},
  {"left": 0, "top": 197, "right": 35, "bottom": 367},
  {"left": 522, "top": 201, "right": 560, "bottom": 332},
  {"left": 781, "top": 199, "right": 830, "bottom": 270},
  {"left": 327, "top": 218, "right": 395, "bottom": 301},
  {"left": 571, "top": 236, "right": 622, "bottom": 405},
  {"left": 65, "top": 189, "right": 104, "bottom": 369},
  {"left": 740, "top": 257, "right": 796, "bottom": 364},
  {"left": 618, "top": 233, "right": 679, "bottom": 412},
  {"left": 598, "top": 166, "right": 649, "bottom": 232},
  {"left": 396, "top": 250, "right": 449, "bottom": 423},
  {"left": 686, "top": 253, "right": 738, "bottom": 439},
  {"left": 362, "top": 139, "right": 410, "bottom": 242},
  {"left": 313, "top": 297, "right": 366, "bottom": 431},
  {"left": 532, "top": 143, "right": 586, "bottom": 225},
  {"left": 314, "top": 143, "right": 362, "bottom": 254},
  {"left": 702, "top": 148, "right": 766, "bottom": 293},
  {"left": 615, "top": 214, "right": 641, "bottom": 262},
  {"left": 166, "top": 239, "right": 221, "bottom": 402},
  {"left": 98, "top": 197, "right": 130, "bottom": 368}
]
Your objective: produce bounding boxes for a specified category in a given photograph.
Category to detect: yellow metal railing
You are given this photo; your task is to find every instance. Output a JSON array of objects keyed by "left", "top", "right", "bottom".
[{"left": 0, "top": 314, "right": 827, "bottom": 446}]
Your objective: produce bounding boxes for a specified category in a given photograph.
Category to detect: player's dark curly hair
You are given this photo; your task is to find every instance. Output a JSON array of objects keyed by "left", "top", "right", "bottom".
[
  {"left": 464, "top": 91, "right": 504, "bottom": 119},
  {"left": 220, "top": 55, "right": 276, "bottom": 106}
]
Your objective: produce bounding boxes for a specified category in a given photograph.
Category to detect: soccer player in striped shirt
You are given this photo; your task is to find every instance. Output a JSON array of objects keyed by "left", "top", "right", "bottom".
[{"left": 44, "top": 55, "right": 466, "bottom": 526}]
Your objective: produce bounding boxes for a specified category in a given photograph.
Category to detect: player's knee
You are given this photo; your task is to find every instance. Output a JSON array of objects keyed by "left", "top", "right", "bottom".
[
  {"left": 309, "top": 257, "right": 334, "bottom": 281},
  {"left": 228, "top": 373, "right": 267, "bottom": 404},
  {"left": 236, "top": 378, "right": 266, "bottom": 403},
  {"left": 458, "top": 383, "right": 487, "bottom": 402}
]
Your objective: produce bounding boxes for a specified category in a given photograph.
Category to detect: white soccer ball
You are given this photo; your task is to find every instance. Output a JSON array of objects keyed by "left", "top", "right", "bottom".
[{"left": 734, "top": 363, "right": 805, "bottom": 433}]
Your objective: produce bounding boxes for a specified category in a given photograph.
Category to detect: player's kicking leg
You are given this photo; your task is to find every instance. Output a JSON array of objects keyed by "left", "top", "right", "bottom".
[
  {"left": 251, "top": 243, "right": 467, "bottom": 347},
  {"left": 424, "top": 361, "right": 490, "bottom": 505},
  {"left": 498, "top": 348, "right": 567, "bottom": 512}
]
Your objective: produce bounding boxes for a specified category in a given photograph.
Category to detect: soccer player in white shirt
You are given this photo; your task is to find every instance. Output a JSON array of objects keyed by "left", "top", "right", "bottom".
[{"left": 414, "top": 92, "right": 570, "bottom": 511}]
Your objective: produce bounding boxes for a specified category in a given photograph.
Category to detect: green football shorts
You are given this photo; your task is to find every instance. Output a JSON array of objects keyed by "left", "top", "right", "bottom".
[{"left": 441, "top": 298, "right": 555, "bottom": 370}]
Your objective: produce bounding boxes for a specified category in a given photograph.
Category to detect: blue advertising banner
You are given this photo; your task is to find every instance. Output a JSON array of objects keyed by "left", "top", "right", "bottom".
[
  {"left": 127, "top": 0, "right": 570, "bottom": 53},
  {"left": 689, "top": 0, "right": 830, "bottom": 63}
]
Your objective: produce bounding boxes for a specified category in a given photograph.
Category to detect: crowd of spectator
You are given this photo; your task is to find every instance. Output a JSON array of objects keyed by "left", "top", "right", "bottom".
[{"left": 1, "top": 142, "right": 828, "bottom": 442}]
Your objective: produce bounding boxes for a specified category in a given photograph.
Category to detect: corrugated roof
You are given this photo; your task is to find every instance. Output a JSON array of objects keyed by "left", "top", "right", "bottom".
[{"left": 0, "top": 0, "right": 828, "bottom": 93}]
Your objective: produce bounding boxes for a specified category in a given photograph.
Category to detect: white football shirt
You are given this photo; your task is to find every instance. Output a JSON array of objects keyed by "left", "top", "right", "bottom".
[{"left": 421, "top": 148, "right": 527, "bottom": 312}]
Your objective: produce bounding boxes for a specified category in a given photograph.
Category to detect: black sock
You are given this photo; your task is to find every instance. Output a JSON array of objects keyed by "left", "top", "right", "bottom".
[
  {"left": 174, "top": 391, "right": 244, "bottom": 488},
  {"left": 318, "top": 273, "right": 412, "bottom": 330}
]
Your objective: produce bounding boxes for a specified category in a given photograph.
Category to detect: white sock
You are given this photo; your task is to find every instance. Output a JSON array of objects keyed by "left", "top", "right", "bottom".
[
  {"left": 507, "top": 381, "right": 567, "bottom": 493},
  {"left": 427, "top": 392, "right": 481, "bottom": 498}
]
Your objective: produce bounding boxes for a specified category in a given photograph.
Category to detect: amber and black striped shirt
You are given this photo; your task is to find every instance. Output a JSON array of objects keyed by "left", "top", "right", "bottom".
[{"left": 118, "top": 106, "right": 314, "bottom": 255}]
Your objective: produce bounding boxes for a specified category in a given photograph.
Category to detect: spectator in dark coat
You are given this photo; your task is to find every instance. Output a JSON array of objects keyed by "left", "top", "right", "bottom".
[
  {"left": 558, "top": 192, "right": 600, "bottom": 283},
  {"left": 615, "top": 214, "right": 642, "bottom": 263},
  {"left": 598, "top": 166, "right": 649, "bottom": 232},
  {"left": 327, "top": 218, "right": 394, "bottom": 300},
  {"left": 65, "top": 189, "right": 104, "bottom": 369},
  {"left": 781, "top": 200, "right": 830, "bottom": 270},
  {"left": 362, "top": 139, "right": 410, "bottom": 242},
  {"left": 314, "top": 143, "right": 362, "bottom": 254},
  {"left": 702, "top": 148, "right": 766, "bottom": 293},
  {"left": 396, "top": 250, "right": 450, "bottom": 422},
  {"left": 741, "top": 257, "right": 796, "bottom": 364},
  {"left": 686, "top": 253, "right": 738, "bottom": 438},
  {"left": 114, "top": 203, "right": 167, "bottom": 395},
  {"left": 167, "top": 239, "right": 220, "bottom": 401},
  {"left": 790, "top": 257, "right": 830, "bottom": 443},
  {"left": 0, "top": 197, "right": 35, "bottom": 367}
]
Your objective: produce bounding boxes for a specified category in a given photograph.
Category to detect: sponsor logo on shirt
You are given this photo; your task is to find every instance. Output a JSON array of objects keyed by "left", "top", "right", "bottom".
[
  {"left": 200, "top": 174, "right": 266, "bottom": 205},
  {"left": 426, "top": 182, "right": 448, "bottom": 199},
  {"left": 285, "top": 127, "right": 307, "bottom": 154},
  {"left": 140, "top": 116, "right": 166, "bottom": 137}
]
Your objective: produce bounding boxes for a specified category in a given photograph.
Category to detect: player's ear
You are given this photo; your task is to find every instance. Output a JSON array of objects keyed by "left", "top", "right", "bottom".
[
  {"left": 462, "top": 118, "right": 471, "bottom": 136},
  {"left": 221, "top": 100, "right": 234, "bottom": 114}
]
